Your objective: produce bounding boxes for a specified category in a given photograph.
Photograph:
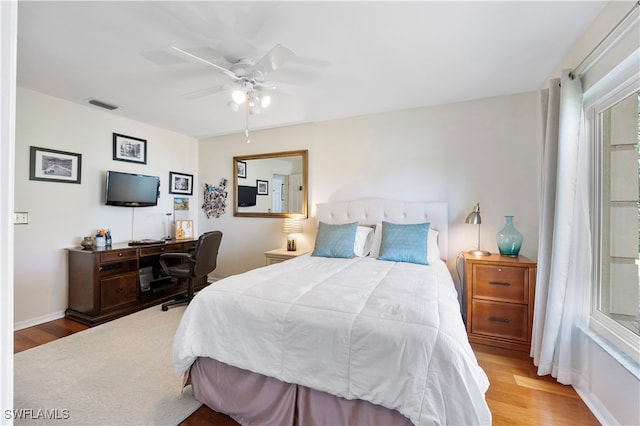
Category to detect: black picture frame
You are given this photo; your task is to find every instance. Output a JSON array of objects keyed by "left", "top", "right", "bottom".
[
  {"left": 237, "top": 160, "right": 247, "bottom": 178},
  {"left": 256, "top": 179, "right": 269, "bottom": 195},
  {"left": 113, "top": 133, "right": 147, "bottom": 164},
  {"left": 169, "top": 171, "right": 193, "bottom": 195},
  {"left": 29, "top": 146, "right": 82, "bottom": 184}
]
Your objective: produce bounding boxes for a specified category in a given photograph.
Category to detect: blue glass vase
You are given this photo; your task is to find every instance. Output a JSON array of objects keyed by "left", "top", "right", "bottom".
[{"left": 497, "top": 216, "right": 522, "bottom": 257}]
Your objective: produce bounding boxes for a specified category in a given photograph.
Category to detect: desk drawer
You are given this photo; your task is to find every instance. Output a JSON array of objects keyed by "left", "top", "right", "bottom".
[
  {"left": 471, "top": 299, "right": 528, "bottom": 342},
  {"left": 473, "top": 264, "right": 527, "bottom": 303},
  {"left": 139, "top": 244, "right": 183, "bottom": 257},
  {"left": 100, "top": 273, "right": 137, "bottom": 311},
  {"left": 100, "top": 248, "right": 137, "bottom": 263}
]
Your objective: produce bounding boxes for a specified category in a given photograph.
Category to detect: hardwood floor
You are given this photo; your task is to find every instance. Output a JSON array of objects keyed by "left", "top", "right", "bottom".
[{"left": 15, "top": 319, "right": 599, "bottom": 425}]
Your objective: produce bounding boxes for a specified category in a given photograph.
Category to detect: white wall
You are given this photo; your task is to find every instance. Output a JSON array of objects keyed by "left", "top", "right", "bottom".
[
  {"left": 197, "top": 92, "right": 540, "bottom": 285},
  {"left": 14, "top": 87, "right": 199, "bottom": 328}
]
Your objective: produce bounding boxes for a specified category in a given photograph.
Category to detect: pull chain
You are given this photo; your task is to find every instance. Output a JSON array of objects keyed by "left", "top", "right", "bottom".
[{"left": 245, "top": 103, "right": 251, "bottom": 144}]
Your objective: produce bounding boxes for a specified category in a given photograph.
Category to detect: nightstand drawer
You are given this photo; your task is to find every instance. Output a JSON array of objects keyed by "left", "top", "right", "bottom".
[
  {"left": 471, "top": 299, "right": 528, "bottom": 342},
  {"left": 473, "top": 264, "right": 528, "bottom": 304}
]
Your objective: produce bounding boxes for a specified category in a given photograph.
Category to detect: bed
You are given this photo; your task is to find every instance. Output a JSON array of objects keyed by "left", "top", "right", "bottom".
[{"left": 173, "top": 199, "right": 491, "bottom": 425}]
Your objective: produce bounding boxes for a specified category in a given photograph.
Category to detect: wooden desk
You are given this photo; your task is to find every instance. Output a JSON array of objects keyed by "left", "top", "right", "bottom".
[{"left": 66, "top": 239, "right": 205, "bottom": 326}]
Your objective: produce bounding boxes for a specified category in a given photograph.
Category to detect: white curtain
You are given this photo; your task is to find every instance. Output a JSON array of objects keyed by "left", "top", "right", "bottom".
[{"left": 531, "top": 69, "right": 592, "bottom": 386}]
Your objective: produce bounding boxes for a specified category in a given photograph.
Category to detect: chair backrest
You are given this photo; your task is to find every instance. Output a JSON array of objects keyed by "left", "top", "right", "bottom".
[{"left": 191, "top": 231, "right": 223, "bottom": 278}]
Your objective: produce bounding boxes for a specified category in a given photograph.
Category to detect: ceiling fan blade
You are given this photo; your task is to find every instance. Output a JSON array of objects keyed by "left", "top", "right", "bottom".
[
  {"left": 253, "top": 44, "right": 296, "bottom": 76},
  {"left": 254, "top": 80, "right": 277, "bottom": 91},
  {"left": 170, "top": 46, "right": 241, "bottom": 81},
  {"left": 182, "top": 84, "right": 230, "bottom": 100}
]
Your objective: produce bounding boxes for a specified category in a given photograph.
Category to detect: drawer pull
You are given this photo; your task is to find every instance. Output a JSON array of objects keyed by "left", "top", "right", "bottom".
[
  {"left": 489, "top": 281, "right": 510, "bottom": 286},
  {"left": 489, "top": 316, "right": 510, "bottom": 323},
  {"left": 115, "top": 287, "right": 124, "bottom": 294},
  {"left": 118, "top": 252, "right": 123, "bottom": 257}
]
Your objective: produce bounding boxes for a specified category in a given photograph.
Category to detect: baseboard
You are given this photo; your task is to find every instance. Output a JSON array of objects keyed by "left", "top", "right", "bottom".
[
  {"left": 574, "top": 385, "right": 617, "bottom": 426},
  {"left": 14, "top": 310, "right": 65, "bottom": 331}
]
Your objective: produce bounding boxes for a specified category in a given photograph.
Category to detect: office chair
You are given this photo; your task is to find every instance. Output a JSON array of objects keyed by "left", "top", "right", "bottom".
[{"left": 159, "top": 230, "right": 223, "bottom": 311}]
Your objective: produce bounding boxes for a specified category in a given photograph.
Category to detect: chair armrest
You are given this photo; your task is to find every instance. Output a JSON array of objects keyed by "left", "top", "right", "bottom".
[{"left": 158, "top": 252, "right": 193, "bottom": 276}]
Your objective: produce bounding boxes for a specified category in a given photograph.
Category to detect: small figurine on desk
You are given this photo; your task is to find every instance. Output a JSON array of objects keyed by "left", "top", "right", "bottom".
[{"left": 80, "top": 236, "right": 93, "bottom": 250}]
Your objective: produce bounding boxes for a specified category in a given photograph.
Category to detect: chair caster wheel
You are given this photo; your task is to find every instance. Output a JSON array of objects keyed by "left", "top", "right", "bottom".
[{"left": 161, "top": 305, "right": 168, "bottom": 311}]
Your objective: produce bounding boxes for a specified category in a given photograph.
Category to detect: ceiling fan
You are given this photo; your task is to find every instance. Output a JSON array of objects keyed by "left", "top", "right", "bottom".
[{"left": 170, "top": 44, "right": 296, "bottom": 115}]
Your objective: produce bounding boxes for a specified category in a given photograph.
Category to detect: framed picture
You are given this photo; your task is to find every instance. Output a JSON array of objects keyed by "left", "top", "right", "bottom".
[
  {"left": 169, "top": 171, "right": 193, "bottom": 195},
  {"left": 237, "top": 161, "right": 246, "bottom": 178},
  {"left": 29, "top": 146, "right": 82, "bottom": 184},
  {"left": 175, "top": 219, "right": 194, "bottom": 240},
  {"left": 173, "top": 197, "right": 189, "bottom": 211},
  {"left": 113, "top": 133, "right": 147, "bottom": 164},
  {"left": 256, "top": 179, "right": 269, "bottom": 195}
]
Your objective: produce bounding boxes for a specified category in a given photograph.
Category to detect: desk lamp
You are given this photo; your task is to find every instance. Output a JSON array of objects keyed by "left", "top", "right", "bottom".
[{"left": 465, "top": 203, "right": 490, "bottom": 256}]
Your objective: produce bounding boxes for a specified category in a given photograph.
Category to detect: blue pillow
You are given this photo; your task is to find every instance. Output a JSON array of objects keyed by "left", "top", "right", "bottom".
[
  {"left": 378, "top": 221, "right": 430, "bottom": 265},
  {"left": 311, "top": 222, "right": 358, "bottom": 258}
]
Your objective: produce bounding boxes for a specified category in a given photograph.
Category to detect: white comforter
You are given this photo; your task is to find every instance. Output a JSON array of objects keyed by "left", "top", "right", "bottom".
[{"left": 173, "top": 255, "right": 491, "bottom": 425}]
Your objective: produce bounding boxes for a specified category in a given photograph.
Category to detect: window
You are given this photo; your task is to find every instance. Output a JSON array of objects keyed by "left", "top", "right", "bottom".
[{"left": 589, "top": 76, "right": 640, "bottom": 362}]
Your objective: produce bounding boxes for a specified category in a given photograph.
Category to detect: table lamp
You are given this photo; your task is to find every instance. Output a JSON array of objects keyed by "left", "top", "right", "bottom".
[
  {"left": 282, "top": 218, "right": 302, "bottom": 251},
  {"left": 465, "top": 203, "right": 490, "bottom": 256}
]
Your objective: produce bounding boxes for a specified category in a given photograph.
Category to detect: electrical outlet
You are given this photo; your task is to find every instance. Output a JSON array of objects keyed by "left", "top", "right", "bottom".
[{"left": 14, "top": 212, "right": 28, "bottom": 224}]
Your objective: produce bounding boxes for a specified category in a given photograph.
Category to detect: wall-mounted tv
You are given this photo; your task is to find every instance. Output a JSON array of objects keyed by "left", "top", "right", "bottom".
[
  {"left": 105, "top": 170, "right": 160, "bottom": 207},
  {"left": 237, "top": 185, "right": 257, "bottom": 207}
]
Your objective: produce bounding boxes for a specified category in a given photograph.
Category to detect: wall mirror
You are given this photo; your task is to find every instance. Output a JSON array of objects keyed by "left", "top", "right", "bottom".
[{"left": 233, "top": 150, "right": 308, "bottom": 218}]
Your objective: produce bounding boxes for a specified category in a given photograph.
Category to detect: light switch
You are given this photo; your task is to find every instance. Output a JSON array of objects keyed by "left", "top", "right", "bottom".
[{"left": 14, "top": 212, "right": 28, "bottom": 224}]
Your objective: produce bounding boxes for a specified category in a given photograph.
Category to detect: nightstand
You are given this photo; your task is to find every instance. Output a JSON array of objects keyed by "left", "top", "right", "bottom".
[
  {"left": 463, "top": 252, "right": 537, "bottom": 352},
  {"left": 264, "top": 248, "right": 309, "bottom": 265}
]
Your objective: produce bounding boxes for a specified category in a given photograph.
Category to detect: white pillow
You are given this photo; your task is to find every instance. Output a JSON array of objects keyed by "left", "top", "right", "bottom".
[
  {"left": 354, "top": 226, "right": 375, "bottom": 257},
  {"left": 370, "top": 222, "right": 441, "bottom": 262}
]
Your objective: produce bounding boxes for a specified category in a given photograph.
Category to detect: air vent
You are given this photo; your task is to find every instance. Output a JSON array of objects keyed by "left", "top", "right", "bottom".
[{"left": 88, "top": 98, "right": 119, "bottom": 111}]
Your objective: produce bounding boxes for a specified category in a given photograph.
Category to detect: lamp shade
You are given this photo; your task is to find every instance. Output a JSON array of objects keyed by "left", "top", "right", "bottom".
[
  {"left": 282, "top": 218, "right": 302, "bottom": 234},
  {"left": 465, "top": 203, "right": 482, "bottom": 225}
]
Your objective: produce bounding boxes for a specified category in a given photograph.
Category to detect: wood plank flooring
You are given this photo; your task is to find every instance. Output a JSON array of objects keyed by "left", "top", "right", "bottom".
[{"left": 14, "top": 319, "right": 600, "bottom": 425}]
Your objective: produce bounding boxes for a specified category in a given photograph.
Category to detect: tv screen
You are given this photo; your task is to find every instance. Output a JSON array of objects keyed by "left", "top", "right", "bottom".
[
  {"left": 105, "top": 171, "right": 160, "bottom": 207},
  {"left": 237, "top": 185, "right": 257, "bottom": 207}
]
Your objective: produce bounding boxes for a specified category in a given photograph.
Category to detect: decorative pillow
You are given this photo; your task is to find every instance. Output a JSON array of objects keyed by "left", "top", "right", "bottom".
[
  {"left": 370, "top": 223, "right": 441, "bottom": 262},
  {"left": 427, "top": 228, "right": 440, "bottom": 262},
  {"left": 311, "top": 222, "right": 358, "bottom": 258},
  {"left": 377, "top": 221, "right": 431, "bottom": 265},
  {"left": 354, "top": 226, "right": 375, "bottom": 257},
  {"left": 369, "top": 223, "right": 384, "bottom": 258}
]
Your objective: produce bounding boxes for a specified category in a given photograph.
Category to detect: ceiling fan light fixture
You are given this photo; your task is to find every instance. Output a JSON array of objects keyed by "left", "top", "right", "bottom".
[
  {"left": 232, "top": 89, "right": 246, "bottom": 104},
  {"left": 261, "top": 95, "right": 271, "bottom": 109},
  {"left": 248, "top": 101, "right": 261, "bottom": 115},
  {"left": 227, "top": 100, "right": 240, "bottom": 112}
]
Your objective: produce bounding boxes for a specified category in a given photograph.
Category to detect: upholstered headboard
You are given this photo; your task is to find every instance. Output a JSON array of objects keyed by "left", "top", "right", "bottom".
[{"left": 316, "top": 199, "right": 448, "bottom": 258}]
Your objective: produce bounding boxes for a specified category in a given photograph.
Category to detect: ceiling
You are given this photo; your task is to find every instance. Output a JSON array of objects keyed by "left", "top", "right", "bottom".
[{"left": 17, "top": 1, "right": 608, "bottom": 139}]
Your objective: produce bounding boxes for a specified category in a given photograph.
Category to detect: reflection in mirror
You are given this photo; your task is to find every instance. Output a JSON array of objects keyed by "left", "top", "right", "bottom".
[{"left": 233, "top": 150, "right": 308, "bottom": 218}]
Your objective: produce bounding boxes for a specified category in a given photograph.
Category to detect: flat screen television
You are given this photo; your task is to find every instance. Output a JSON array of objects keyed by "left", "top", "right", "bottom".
[
  {"left": 105, "top": 170, "right": 160, "bottom": 207},
  {"left": 237, "top": 185, "right": 257, "bottom": 207}
]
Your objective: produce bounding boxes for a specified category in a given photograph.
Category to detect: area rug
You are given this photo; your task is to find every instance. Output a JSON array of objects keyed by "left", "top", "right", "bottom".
[{"left": 13, "top": 305, "right": 201, "bottom": 425}]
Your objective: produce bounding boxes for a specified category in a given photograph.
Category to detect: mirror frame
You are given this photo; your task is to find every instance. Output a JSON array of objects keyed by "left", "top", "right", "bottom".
[{"left": 233, "top": 149, "right": 308, "bottom": 218}]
